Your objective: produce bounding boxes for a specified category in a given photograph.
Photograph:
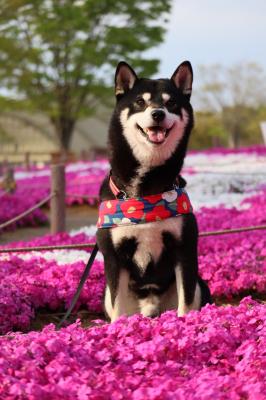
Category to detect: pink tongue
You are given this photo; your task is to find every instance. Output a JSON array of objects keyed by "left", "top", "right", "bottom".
[{"left": 145, "top": 127, "right": 166, "bottom": 143}]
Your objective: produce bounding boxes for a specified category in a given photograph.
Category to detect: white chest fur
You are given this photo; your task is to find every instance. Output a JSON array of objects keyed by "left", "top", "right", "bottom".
[{"left": 111, "top": 217, "right": 183, "bottom": 273}]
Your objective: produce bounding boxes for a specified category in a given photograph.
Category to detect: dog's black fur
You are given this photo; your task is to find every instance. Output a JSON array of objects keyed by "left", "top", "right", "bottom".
[{"left": 97, "top": 61, "right": 212, "bottom": 321}]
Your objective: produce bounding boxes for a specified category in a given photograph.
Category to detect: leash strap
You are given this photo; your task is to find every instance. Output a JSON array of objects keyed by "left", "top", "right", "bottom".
[{"left": 57, "top": 243, "right": 99, "bottom": 329}]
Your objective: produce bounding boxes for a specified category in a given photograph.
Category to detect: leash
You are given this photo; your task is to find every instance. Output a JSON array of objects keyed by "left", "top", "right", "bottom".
[{"left": 57, "top": 243, "right": 99, "bottom": 329}]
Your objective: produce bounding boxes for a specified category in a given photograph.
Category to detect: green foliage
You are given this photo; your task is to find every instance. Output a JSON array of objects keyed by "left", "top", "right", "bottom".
[
  {"left": 191, "top": 107, "right": 266, "bottom": 150},
  {"left": 195, "top": 63, "right": 266, "bottom": 148},
  {"left": 244, "top": 106, "right": 266, "bottom": 145},
  {"left": 0, "top": 0, "right": 171, "bottom": 149},
  {"left": 190, "top": 112, "right": 228, "bottom": 149}
]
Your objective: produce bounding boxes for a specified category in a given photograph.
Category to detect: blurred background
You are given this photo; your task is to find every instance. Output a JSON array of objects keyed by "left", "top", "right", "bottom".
[{"left": 0, "top": 0, "right": 265, "bottom": 164}]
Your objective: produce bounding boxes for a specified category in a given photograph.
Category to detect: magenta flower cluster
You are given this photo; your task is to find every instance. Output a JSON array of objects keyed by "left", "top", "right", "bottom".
[
  {"left": 0, "top": 255, "right": 104, "bottom": 335},
  {"left": 14, "top": 160, "right": 108, "bottom": 207},
  {"left": 0, "top": 282, "right": 34, "bottom": 334},
  {"left": 197, "top": 190, "right": 266, "bottom": 297},
  {"left": 65, "top": 166, "right": 107, "bottom": 206},
  {"left": 0, "top": 160, "right": 108, "bottom": 232},
  {"left": 0, "top": 191, "right": 48, "bottom": 232},
  {"left": 0, "top": 297, "right": 265, "bottom": 399},
  {"left": 0, "top": 231, "right": 103, "bottom": 334}
]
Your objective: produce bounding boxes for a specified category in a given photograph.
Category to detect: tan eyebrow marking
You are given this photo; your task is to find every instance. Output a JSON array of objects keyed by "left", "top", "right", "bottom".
[
  {"left": 142, "top": 92, "right": 151, "bottom": 102},
  {"left": 162, "top": 93, "right": 171, "bottom": 103}
]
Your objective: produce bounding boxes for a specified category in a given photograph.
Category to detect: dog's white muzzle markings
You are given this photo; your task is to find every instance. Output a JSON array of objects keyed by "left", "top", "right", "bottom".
[{"left": 120, "top": 107, "right": 188, "bottom": 167}]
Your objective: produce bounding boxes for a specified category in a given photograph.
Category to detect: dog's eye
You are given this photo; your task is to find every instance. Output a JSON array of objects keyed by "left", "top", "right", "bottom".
[
  {"left": 136, "top": 98, "right": 145, "bottom": 107},
  {"left": 166, "top": 99, "right": 176, "bottom": 108}
]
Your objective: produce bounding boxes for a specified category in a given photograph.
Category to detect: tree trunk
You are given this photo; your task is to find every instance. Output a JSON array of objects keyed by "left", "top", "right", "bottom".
[
  {"left": 228, "top": 131, "right": 240, "bottom": 149},
  {"left": 51, "top": 116, "right": 75, "bottom": 151},
  {"left": 232, "top": 130, "right": 240, "bottom": 148}
]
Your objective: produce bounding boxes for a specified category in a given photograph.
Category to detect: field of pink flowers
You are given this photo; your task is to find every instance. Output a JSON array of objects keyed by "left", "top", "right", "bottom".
[
  {"left": 1, "top": 145, "right": 265, "bottom": 232},
  {"left": 0, "top": 147, "right": 265, "bottom": 399},
  {"left": 0, "top": 160, "right": 108, "bottom": 232},
  {"left": 1, "top": 297, "right": 265, "bottom": 399},
  {"left": 0, "top": 188, "right": 265, "bottom": 335}
]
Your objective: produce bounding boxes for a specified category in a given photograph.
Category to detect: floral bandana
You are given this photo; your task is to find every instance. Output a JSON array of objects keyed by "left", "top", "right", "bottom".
[{"left": 97, "top": 186, "right": 193, "bottom": 229}]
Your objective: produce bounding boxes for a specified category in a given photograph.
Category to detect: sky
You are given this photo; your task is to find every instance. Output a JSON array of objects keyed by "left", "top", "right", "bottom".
[{"left": 148, "top": 0, "right": 266, "bottom": 79}]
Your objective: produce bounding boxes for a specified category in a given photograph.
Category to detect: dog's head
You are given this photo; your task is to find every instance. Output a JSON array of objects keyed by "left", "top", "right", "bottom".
[{"left": 110, "top": 61, "right": 194, "bottom": 168}]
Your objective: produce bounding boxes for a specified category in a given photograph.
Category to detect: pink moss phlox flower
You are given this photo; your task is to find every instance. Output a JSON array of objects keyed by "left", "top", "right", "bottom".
[
  {"left": 0, "top": 298, "right": 265, "bottom": 399},
  {"left": 0, "top": 160, "right": 109, "bottom": 232},
  {"left": 0, "top": 282, "right": 34, "bottom": 334},
  {"left": 0, "top": 191, "right": 48, "bottom": 233},
  {"left": 197, "top": 189, "right": 266, "bottom": 297},
  {"left": 0, "top": 254, "right": 104, "bottom": 334}
]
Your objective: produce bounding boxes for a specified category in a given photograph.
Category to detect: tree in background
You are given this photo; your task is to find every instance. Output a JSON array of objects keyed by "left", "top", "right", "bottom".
[
  {"left": 190, "top": 111, "right": 228, "bottom": 150},
  {"left": 0, "top": 0, "right": 171, "bottom": 150},
  {"left": 195, "top": 63, "right": 266, "bottom": 148}
]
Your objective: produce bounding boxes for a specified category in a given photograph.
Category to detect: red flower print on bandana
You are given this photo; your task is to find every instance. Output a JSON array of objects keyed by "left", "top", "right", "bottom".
[
  {"left": 120, "top": 199, "right": 144, "bottom": 219},
  {"left": 100, "top": 200, "right": 117, "bottom": 214},
  {"left": 146, "top": 193, "right": 162, "bottom": 205},
  {"left": 97, "top": 187, "right": 192, "bottom": 228},
  {"left": 146, "top": 205, "right": 172, "bottom": 223},
  {"left": 177, "top": 193, "right": 191, "bottom": 213}
]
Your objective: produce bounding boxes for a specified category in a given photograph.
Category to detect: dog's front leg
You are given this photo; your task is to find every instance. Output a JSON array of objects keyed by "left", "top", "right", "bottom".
[
  {"left": 104, "top": 267, "right": 131, "bottom": 323},
  {"left": 175, "top": 264, "right": 201, "bottom": 316},
  {"left": 173, "top": 215, "right": 202, "bottom": 317},
  {"left": 111, "top": 269, "right": 130, "bottom": 322}
]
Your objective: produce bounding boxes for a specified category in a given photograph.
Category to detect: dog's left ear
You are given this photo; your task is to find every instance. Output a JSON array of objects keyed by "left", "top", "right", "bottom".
[
  {"left": 115, "top": 62, "right": 138, "bottom": 98},
  {"left": 171, "top": 61, "right": 193, "bottom": 100}
]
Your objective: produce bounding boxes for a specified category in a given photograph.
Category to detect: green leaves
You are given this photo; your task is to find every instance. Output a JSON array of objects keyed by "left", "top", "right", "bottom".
[
  {"left": 194, "top": 63, "right": 266, "bottom": 148},
  {"left": 0, "top": 0, "right": 171, "bottom": 149}
]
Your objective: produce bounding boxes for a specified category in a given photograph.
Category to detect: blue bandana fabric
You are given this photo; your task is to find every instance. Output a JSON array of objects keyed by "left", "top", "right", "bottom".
[{"left": 97, "top": 186, "right": 193, "bottom": 229}]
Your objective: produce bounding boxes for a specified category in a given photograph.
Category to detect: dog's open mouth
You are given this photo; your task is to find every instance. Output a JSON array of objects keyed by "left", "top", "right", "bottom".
[{"left": 137, "top": 125, "right": 172, "bottom": 145}]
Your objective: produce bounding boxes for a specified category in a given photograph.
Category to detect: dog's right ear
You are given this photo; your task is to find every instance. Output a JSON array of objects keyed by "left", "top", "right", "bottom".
[{"left": 115, "top": 62, "right": 138, "bottom": 99}]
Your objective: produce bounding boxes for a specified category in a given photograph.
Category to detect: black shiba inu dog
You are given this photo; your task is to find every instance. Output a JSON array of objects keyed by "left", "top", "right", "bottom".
[{"left": 97, "top": 61, "right": 212, "bottom": 322}]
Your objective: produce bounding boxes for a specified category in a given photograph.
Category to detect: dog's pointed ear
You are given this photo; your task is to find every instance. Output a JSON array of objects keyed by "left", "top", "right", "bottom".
[
  {"left": 171, "top": 61, "right": 193, "bottom": 100},
  {"left": 115, "top": 62, "right": 138, "bottom": 98}
]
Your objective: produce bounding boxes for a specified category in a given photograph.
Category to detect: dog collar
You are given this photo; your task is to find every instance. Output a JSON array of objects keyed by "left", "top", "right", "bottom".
[
  {"left": 97, "top": 184, "right": 193, "bottom": 229},
  {"left": 109, "top": 175, "right": 127, "bottom": 199},
  {"left": 108, "top": 174, "right": 185, "bottom": 199}
]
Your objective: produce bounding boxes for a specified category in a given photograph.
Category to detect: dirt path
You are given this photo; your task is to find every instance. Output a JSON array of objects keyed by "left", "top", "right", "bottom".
[{"left": 0, "top": 205, "right": 98, "bottom": 245}]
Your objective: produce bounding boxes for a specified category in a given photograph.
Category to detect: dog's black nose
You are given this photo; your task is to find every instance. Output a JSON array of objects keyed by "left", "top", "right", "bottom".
[{"left": 151, "top": 109, "right": 165, "bottom": 122}]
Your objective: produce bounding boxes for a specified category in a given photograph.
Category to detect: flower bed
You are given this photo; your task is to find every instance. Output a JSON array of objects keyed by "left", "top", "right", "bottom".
[
  {"left": 14, "top": 160, "right": 109, "bottom": 207},
  {"left": 0, "top": 283, "right": 34, "bottom": 335},
  {"left": 1, "top": 148, "right": 265, "bottom": 232},
  {"left": 0, "top": 297, "right": 265, "bottom": 399},
  {"left": 184, "top": 149, "right": 266, "bottom": 209},
  {"left": 0, "top": 255, "right": 104, "bottom": 335},
  {"left": 0, "top": 148, "right": 265, "bottom": 398},
  {"left": 198, "top": 189, "right": 266, "bottom": 297},
  {"left": 0, "top": 191, "right": 48, "bottom": 233},
  {"left": 0, "top": 160, "right": 108, "bottom": 232},
  {"left": 0, "top": 188, "right": 265, "bottom": 334}
]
